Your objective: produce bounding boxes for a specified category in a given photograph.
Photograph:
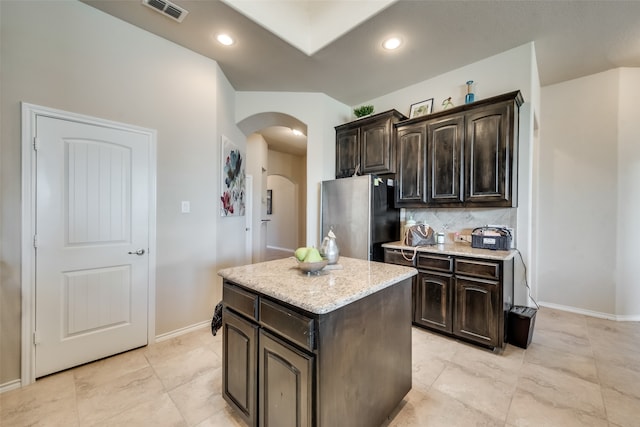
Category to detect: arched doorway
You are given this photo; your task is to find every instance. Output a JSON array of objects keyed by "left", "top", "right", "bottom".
[{"left": 238, "top": 112, "right": 307, "bottom": 262}]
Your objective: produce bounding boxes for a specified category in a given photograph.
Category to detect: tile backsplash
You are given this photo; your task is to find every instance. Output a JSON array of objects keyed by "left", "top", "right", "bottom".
[{"left": 402, "top": 207, "right": 517, "bottom": 243}]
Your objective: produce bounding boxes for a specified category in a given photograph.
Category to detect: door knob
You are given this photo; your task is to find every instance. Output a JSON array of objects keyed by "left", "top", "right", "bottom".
[{"left": 128, "top": 249, "right": 145, "bottom": 255}]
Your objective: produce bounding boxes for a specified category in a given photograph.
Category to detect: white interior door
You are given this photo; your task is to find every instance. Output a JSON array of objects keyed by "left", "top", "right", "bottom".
[{"left": 35, "top": 115, "right": 150, "bottom": 378}]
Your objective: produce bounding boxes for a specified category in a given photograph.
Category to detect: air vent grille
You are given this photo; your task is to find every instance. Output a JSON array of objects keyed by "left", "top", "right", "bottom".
[{"left": 142, "top": 0, "right": 188, "bottom": 23}]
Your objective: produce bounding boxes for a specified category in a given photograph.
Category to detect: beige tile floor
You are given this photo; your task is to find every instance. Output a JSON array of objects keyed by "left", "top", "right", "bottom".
[{"left": 1, "top": 307, "right": 639, "bottom": 426}]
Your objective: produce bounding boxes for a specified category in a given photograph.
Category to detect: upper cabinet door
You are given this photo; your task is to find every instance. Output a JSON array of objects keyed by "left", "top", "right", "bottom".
[
  {"left": 427, "top": 115, "right": 464, "bottom": 204},
  {"left": 335, "top": 110, "right": 406, "bottom": 179},
  {"left": 361, "top": 117, "right": 394, "bottom": 174},
  {"left": 464, "top": 101, "right": 516, "bottom": 207},
  {"left": 335, "top": 127, "right": 360, "bottom": 178},
  {"left": 395, "top": 123, "right": 428, "bottom": 206}
]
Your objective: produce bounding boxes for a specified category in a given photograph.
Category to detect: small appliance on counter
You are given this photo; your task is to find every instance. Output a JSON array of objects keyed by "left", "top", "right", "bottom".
[{"left": 471, "top": 226, "right": 512, "bottom": 250}]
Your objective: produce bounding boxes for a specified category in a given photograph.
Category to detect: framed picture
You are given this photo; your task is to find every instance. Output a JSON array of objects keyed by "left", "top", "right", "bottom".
[
  {"left": 220, "top": 135, "right": 246, "bottom": 217},
  {"left": 266, "top": 189, "right": 273, "bottom": 215},
  {"left": 409, "top": 98, "right": 434, "bottom": 119}
]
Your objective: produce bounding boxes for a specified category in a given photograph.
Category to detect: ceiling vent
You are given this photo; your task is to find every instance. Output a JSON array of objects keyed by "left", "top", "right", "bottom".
[{"left": 142, "top": 0, "right": 188, "bottom": 23}]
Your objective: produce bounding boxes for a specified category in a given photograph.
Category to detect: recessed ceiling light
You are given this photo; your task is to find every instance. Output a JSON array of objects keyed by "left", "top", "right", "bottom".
[
  {"left": 382, "top": 37, "right": 402, "bottom": 50},
  {"left": 217, "top": 34, "right": 234, "bottom": 46}
]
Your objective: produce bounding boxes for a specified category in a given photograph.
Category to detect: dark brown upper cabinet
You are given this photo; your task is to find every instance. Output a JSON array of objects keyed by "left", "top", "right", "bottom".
[
  {"left": 464, "top": 101, "right": 517, "bottom": 206},
  {"left": 396, "top": 122, "right": 428, "bottom": 205},
  {"left": 394, "top": 91, "right": 523, "bottom": 208},
  {"left": 335, "top": 110, "right": 406, "bottom": 178},
  {"left": 428, "top": 114, "right": 464, "bottom": 204}
]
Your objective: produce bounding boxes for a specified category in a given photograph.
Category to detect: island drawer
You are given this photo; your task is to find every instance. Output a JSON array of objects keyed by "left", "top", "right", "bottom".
[
  {"left": 384, "top": 248, "right": 415, "bottom": 267},
  {"left": 416, "top": 254, "right": 453, "bottom": 272},
  {"left": 223, "top": 281, "right": 258, "bottom": 321},
  {"left": 259, "top": 299, "right": 315, "bottom": 352},
  {"left": 455, "top": 259, "right": 500, "bottom": 280}
]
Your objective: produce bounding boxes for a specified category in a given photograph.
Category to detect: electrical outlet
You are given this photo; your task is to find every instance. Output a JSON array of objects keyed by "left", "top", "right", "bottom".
[{"left": 455, "top": 234, "right": 472, "bottom": 243}]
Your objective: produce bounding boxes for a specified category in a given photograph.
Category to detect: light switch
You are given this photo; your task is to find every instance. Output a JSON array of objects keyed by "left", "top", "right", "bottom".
[{"left": 181, "top": 201, "right": 190, "bottom": 213}]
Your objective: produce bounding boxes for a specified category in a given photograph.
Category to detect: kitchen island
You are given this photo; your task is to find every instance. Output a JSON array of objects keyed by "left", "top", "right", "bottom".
[{"left": 218, "top": 256, "right": 417, "bottom": 427}]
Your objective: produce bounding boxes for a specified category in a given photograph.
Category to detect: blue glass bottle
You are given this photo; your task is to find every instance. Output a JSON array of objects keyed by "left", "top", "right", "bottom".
[{"left": 465, "top": 80, "right": 475, "bottom": 104}]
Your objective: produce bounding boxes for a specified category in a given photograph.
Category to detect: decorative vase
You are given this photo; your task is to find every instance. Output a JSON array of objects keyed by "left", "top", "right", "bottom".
[{"left": 465, "top": 80, "right": 475, "bottom": 104}]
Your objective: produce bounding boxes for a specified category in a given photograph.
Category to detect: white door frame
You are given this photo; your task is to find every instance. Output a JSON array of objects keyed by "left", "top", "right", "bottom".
[
  {"left": 245, "top": 174, "right": 253, "bottom": 264},
  {"left": 20, "top": 103, "right": 157, "bottom": 386}
]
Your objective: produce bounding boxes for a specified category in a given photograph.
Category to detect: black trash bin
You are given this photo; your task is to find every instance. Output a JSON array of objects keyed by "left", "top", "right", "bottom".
[{"left": 508, "top": 306, "right": 537, "bottom": 349}]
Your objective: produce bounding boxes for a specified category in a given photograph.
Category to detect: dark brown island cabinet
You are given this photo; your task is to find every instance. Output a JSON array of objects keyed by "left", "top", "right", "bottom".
[
  {"left": 218, "top": 257, "right": 417, "bottom": 427},
  {"left": 335, "top": 109, "right": 406, "bottom": 178},
  {"left": 395, "top": 91, "right": 523, "bottom": 208},
  {"left": 384, "top": 245, "right": 514, "bottom": 350}
]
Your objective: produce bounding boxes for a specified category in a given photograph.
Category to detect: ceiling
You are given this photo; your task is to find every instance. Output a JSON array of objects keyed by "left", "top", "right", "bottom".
[{"left": 83, "top": 0, "right": 640, "bottom": 154}]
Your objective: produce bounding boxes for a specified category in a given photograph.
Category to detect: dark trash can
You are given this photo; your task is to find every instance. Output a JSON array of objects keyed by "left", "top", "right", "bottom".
[{"left": 508, "top": 306, "right": 537, "bottom": 349}]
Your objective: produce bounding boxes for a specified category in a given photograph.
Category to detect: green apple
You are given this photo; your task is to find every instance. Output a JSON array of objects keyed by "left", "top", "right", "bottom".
[
  {"left": 294, "top": 247, "right": 309, "bottom": 261},
  {"left": 304, "top": 247, "right": 323, "bottom": 263}
]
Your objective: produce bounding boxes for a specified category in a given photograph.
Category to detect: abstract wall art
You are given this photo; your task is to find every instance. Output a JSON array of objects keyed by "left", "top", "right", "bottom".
[{"left": 220, "top": 136, "right": 245, "bottom": 217}]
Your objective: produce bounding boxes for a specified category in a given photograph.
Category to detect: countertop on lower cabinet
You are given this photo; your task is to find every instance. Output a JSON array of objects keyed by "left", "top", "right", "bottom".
[{"left": 382, "top": 241, "right": 517, "bottom": 261}]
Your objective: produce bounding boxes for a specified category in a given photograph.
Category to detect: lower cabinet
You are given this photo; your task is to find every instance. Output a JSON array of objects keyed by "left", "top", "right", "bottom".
[
  {"left": 384, "top": 248, "right": 513, "bottom": 350},
  {"left": 453, "top": 276, "right": 500, "bottom": 347},
  {"left": 415, "top": 271, "right": 453, "bottom": 333},
  {"left": 259, "top": 330, "right": 313, "bottom": 427},
  {"left": 222, "top": 282, "right": 313, "bottom": 427},
  {"left": 222, "top": 308, "right": 258, "bottom": 427}
]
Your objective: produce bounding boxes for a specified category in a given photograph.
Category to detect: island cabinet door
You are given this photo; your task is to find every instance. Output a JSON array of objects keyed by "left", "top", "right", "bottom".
[
  {"left": 222, "top": 308, "right": 259, "bottom": 427},
  {"left": 259, "top": 330, "right": 314, "bottom": 427}
]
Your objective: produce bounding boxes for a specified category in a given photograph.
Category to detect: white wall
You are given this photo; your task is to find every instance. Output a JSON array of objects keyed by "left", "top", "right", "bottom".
[
  {"left": 246, "top": 133, "right": 269, "bottom": 262},
  {"left": 616, "top": 68, "right": 640, "bottom": 318},
  {"left": 0, "top": 0, "right": 240, "bottom": 385},
  {"left": 539, "top": 69, "right": 640, "bottom": 318},
  {"left": 213, "top": 63, "right": 249, "bottom": 286},
  {"left": 365, "top": 43, "right": 538, "bottom": 119},
  {"left": 363, "top": 43, "right": 539, "bottom": 306},
  {"left": 236, "top": 92, "right": 351, "bottom": 246}
]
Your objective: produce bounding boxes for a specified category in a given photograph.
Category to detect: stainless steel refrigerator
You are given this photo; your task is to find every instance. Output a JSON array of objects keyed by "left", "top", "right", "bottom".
[{"left": 321, "top": 175, "right": 399, "bottom": 262}]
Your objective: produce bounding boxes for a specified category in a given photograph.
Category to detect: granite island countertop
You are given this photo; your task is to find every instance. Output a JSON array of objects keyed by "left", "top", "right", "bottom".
[
  {"left": 217, "top": 256, "right": 417, "bottom": 315},
  {"left": 382, "top": 241, "right": 517, "bottom": 261}
]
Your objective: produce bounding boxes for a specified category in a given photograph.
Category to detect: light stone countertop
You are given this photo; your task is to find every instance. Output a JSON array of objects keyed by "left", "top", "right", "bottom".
[
  {"left": 217, "top": 256, "right": 417, "bottom": 315},
  {"left": 382, "top": 241, "right": 517, "bottom": 261}
]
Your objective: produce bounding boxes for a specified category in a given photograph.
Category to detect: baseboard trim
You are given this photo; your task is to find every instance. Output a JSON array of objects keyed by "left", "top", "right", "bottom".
[
  {"left": 0, "top": 379, "right": 22, "bottom": 394},
  {"left": 614, "top": 313, "right": 640, "bottom": 321},
  {"left": 538, "top": 301, "right": 640, "bottom": 321},
  {"left": 154, "top": 320, "right": 210, "bottom": 343}
]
